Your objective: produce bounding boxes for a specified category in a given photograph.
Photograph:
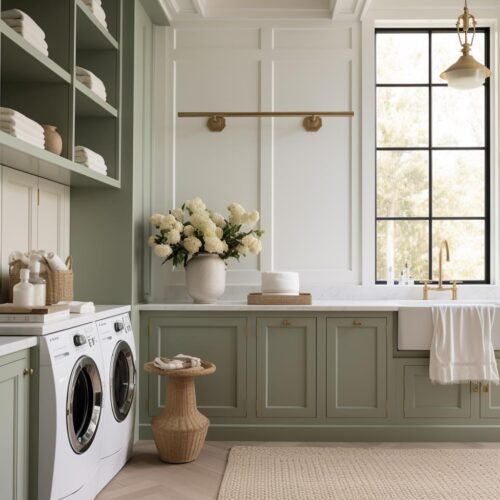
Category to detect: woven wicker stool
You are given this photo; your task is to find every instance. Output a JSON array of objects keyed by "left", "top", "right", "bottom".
[{"left": 144, "top": 360, "right": 216, "bottom": 464}]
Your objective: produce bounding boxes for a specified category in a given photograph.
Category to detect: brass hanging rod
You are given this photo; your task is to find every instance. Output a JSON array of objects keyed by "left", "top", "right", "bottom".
[{"left": 177, "top": 111, "right": 354, "bottom": 132}]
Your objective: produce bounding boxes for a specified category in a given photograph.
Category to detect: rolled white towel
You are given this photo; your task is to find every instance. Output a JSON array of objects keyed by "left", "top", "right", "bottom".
[
  {"left": 3, "top": 15, "right": 46, "bottom": 41},
  {"left": 1, "top": 127, "right": 45, "bottom": 148},
  {"left": 46, "top": 252, "right": 67, "bottom": 271},
  {"left": 0, "top": 108, "right": 45, "bottom": 133},
  {"left": 8, "top": 251, "right": 29, "bottom": 266}
]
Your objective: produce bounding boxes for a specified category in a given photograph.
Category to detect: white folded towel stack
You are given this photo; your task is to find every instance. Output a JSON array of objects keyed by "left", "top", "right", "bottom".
[
  {"left": 75, "top": 66, "right": 107, "bottom": 102},
  {"left": 82, "top": 0, "right": 108, "bottom": 29},
  {"left": 153, "top": 354, "right": 202, "bottom": 370},
  {"left": 1, "top": 9, "right": 49, "bottom": 56},
  {"left": 430, "top": 305, "right": 500, "bottom": 385},
  {"left": 74, "top": 145, "right": 108, "bottom": 176},
  {"left": 0, "top": 107, "right": 45, "bottom": 149}
]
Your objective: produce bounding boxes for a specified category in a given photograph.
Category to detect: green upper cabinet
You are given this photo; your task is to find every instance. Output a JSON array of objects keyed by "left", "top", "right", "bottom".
[
  {"left": 402, "top": 363, "right": 471, "bottom": 418},
  {"left": 326, "top": 318, "right": 387, "bottom": 418},
  {"left": 147, "top": 316, "right": 247, "bottom": 417},
  {"left": 256, "top": 317, "right": 317, "bottom": 418},
  {"left": 0, "top": 351, "right": 30, "bottom": 500}
]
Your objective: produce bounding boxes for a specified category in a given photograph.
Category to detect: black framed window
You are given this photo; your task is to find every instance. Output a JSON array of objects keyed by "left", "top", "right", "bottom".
[{"left": 375, "top": 28, "right": 490, "bottom": 284}]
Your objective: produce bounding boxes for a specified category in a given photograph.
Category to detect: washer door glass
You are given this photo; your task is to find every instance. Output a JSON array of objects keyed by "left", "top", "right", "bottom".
[
  {"left": 111, "top": 340, "right": 136, "bottom": 422},
  {"left": 67, "top": 356, "right": 102, "bottom": 454}
]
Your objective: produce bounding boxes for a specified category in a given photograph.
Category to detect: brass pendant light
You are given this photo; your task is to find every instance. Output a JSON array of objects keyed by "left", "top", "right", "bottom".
[{"left": 440, "top": 0, "right": 492, "bottom": 90}]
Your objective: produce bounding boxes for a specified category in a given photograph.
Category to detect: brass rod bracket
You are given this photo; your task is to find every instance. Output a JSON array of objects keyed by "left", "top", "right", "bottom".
[
  {"left": 207, "top": 115, "right": 226, "bottom": 132},
  {"left": 303, "top": 115, "right": 322, "bottom": 132}
]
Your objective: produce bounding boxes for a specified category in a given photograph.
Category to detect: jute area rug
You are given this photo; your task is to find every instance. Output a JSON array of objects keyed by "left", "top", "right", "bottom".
[{"left": 217, "top": 446, "right": 500, "bottom": 499}]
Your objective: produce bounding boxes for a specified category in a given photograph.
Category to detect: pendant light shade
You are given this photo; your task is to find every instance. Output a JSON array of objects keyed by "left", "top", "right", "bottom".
[{"left": 440, "top": 1, "right": 492, "bottom": 90}]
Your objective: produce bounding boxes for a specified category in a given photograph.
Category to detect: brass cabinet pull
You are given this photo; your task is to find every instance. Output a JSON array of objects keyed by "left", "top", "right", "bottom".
[
  {"left": 281, "top": 320, "right": 291, "bottom": 327},
  {"left": 482, "top": 383, "right": 490, "bottom": 393},
  {"left": 352, "top": 320, "right": 362, "bottom": 326},
  {"left": 23, "top": 368, "right": 34, "bottom": 376}
]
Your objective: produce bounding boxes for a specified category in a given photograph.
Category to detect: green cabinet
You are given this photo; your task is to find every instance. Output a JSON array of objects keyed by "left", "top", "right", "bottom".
[
  {"left": 326, "top": 317, "right": 387, "bottom": 418},
  {"left": 480, "top": 362, "right": 500, "bottom": 418},
  {"left": 256, "top": 317, "right": 317, "bottom": 417},
  {"left": 147, "top": 316, "right": 247, "bottom": 417},
  {"left": 0, "top": 351, "right": 30, "bottom": 500},
  {"left": 402, "top": 364, "right": 471, "bottom": 418}
]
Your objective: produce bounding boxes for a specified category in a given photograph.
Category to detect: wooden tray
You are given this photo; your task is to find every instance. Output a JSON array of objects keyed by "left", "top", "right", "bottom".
[{"left": 247, "top": 293, "right": 312, "bottom": 305}]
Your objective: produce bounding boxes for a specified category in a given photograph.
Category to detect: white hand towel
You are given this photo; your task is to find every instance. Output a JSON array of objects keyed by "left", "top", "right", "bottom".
[
  {"left": 8, "top": 251, "right": 29, "bottom": 266},
  {"left": 46, "top": 252, "right": 67, "bottom": 271},
  {"left": 82, "top": 0, "right": 107, "bottom": 28},
  {"left": 75, "top": 154, "right": 106, "bottom": 169},
  {"left": 6, "top": 27, "right": 49, "bottom": 55},
  {"left": 76, "top": 75, "right": 107, "bottom": 94},
  {"left": 0, "top": 118, "right": 44, "bottom": 137},
  {"left": 0, "top": 108, "right": 44, "bottom": 133},
  {"left": 3, "top": 16, "right": 46, "bottom": 41},
  {"left": 74, "top": 145, "right": 106, "bottom": 165},
  {"left": 57, "top": 301, "right": 95, "bottom": 314},
  {"left": 1, "top": 127, "right": 45, "bottom": 148},
  {"left": 1, "top": 121, "right": 44, "bottom": 140},
  {"left": 430, "top": 305, "right": 499, "bottom": 384}
]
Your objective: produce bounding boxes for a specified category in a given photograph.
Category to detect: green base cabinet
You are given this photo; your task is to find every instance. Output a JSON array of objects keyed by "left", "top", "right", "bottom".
[
  {"left": 0, "top": 350, "right": 30, "bottom": 500},
  {"left": 139, "top": 311, "right": 500, "bottom": 441},
  {"left": 326, "top": 317, "right": 387, "bottom": 418},
  {"left": 256, "top": 317, "right": 317, "bottom": 418},
  {"left": 146, "top": 316, "right": 247, "bottom": 417}
]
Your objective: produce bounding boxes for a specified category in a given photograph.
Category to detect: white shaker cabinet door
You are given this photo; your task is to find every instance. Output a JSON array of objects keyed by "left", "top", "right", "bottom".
[
  {"left": 37, "top": 178, "right": 70, "bottom": 260},
  {"left": 0, "top": 167, "right": 38, "bottom": 298}
]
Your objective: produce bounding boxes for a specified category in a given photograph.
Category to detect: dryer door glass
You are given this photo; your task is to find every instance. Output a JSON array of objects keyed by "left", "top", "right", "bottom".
[
  {"left": 67, "top": 356, "right": 103, "bottom": 454},
  {"left": 111, "top": 340, "right": 136, "bottom": 422}
]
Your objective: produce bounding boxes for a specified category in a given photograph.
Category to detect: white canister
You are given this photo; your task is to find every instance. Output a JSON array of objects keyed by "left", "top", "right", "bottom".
[{"left": 261, "top": 272, "right": 300, "bottom": 295}]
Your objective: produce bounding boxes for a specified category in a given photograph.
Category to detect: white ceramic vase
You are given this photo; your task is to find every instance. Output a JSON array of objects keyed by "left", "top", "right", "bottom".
[{"left": 185, "top": 253, "right": 226, "bottom": 304}]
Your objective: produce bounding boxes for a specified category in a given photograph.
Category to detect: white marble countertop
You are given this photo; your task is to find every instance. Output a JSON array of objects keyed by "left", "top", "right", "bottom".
[
  {"left": 0, "top": 305, "right": 131, "bottom": 336},
  {"left": 138, "top": 299, "right": 500, "bottom": 312},
  {"left": 138, "top": 300, "right": 401, "bottom": 312},
  {"left": 0, "top": 336, "right": 37, "bottom": 357}
]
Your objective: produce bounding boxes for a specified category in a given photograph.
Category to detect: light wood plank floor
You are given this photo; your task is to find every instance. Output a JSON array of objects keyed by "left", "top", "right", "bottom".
[{"left": 97, "top": 441, "right": 500, "bottom": 500}]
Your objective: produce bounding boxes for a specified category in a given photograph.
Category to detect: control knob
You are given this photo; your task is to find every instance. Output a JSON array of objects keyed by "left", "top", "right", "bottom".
[{"left": 73, "top": 334, "right": 87, "bottom": 347}]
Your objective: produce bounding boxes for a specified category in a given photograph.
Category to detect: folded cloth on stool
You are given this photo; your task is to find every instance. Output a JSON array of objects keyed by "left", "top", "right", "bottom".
[{"left": 153, "top": 354, "right": 202, "bottom": 370}]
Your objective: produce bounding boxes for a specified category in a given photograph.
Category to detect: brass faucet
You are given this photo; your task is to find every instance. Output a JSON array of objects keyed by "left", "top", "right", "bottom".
[{"left": 422, "top": 240, "right": 459, "bottom": 300}]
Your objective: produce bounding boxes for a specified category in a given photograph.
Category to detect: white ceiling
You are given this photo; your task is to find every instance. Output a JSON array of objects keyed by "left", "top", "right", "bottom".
[{"left": 161, "top": 0, "right": 373, "bottom": 22}]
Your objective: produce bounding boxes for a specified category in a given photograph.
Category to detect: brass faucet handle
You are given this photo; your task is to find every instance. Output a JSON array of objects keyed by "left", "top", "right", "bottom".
[{"left": 421, "top": 280, "right": 431, "bottom": 300}]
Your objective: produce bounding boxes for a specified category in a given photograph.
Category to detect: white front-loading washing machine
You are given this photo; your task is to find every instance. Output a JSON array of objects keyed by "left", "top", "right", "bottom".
[
  {"left": 38, "top": 322, "right": 105, "bottom": 500},
  {"left": 96, "top": 313, "right": 136, "bottom": 489}
]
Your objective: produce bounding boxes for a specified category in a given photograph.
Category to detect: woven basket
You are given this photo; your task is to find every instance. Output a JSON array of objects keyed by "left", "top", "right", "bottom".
[{"left": 9, "top": 256, "right": 74, "bottom": 305}]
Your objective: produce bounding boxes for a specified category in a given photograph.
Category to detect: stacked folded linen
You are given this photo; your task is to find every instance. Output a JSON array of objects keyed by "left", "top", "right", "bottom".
[
  {"left": 153, "top": 354, "right": 202, "bottom": 370},
  {"left": 0, "top": 108, "right": 45, "bottom": 149},
  {"left": 74, "top": 145, "right": 108, "bottom": 176},
  {"left": 76, "top": 66, "right": 107, "bottom": 102},
  {"left": 82, "top": 0, "right": 107, "bottom": 29},
  {"left": 1, "top": 9, "right": 49, "bottom": 56}
]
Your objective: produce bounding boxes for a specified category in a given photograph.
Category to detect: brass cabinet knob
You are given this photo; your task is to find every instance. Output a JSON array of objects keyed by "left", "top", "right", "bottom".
[
  {"left": 352, "top": 320, "right": 362, "bottom": 326},
  {"left": 281, "top": 320, "right": 291, "bottom": 327},
  {"left": 482, "top": 383, "right": 490, "bottom": 393},
  {"left": 23, "top": 368, "right": 34, "bottom": 376}
]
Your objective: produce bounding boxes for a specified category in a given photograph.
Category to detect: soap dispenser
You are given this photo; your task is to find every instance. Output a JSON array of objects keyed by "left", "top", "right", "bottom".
[{"left": 13, "top": 268, "right": 35, "bottom": 307}]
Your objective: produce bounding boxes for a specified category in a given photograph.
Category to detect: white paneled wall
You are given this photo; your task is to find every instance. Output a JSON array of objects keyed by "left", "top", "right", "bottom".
[{"left": 150, "top": 23, "right": 360, "bottom": 299}]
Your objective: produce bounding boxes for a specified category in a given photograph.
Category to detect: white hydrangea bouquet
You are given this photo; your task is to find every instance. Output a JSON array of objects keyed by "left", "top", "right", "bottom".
[{"left": 148, "top": 197, "right": 263, "bottom": 267}]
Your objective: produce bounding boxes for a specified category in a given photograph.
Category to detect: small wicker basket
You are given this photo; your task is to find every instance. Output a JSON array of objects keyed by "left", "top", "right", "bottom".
[{"left": 9, "top": 256, "right": 74, "bottom": 305}]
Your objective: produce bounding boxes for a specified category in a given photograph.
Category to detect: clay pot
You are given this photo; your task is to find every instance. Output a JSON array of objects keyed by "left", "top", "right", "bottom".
[{"left": 42, "top": 124, "right": 63, "bottom": 155}]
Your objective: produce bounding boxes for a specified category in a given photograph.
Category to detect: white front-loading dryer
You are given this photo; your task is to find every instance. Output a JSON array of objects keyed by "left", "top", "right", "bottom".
[
  {"left": 38, "top": 322, "right": 105, "bottom": 500},
  {"left": 97, "top": 313, "right": 136, "bottom": 489}
]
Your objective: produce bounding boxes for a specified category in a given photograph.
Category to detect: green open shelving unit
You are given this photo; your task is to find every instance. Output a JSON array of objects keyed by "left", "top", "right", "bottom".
[{"left": 0, "top": 0, "right": 122, "bottom": 188}]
